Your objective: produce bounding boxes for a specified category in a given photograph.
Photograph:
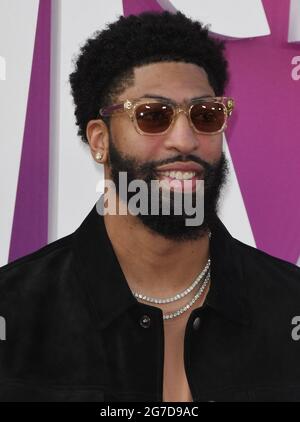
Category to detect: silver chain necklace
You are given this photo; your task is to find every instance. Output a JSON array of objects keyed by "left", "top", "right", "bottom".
[
  {"left": 132, "top": 258, "right": 210, "bottom": 304},
  {"left": 132, "top": 270, "right": 210, "bottom": 320},
  {"left": 163, "top": 269, "right": 210, "bottom": 320},
  {"left": 132, "top": 230, "right": 212, "bottom": 320}
]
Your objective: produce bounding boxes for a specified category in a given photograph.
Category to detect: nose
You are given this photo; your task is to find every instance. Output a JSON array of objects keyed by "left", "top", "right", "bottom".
[{"left": 163, "top": 110, "right": 199, "bottom": 154}]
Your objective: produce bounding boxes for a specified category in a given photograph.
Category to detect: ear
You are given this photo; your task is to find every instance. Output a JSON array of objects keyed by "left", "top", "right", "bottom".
[{"left": 86, "top": 119, "right": 109, "bottom": 163}]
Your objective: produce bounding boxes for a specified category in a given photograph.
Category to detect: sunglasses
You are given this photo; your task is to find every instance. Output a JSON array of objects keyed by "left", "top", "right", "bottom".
[{"left": 99, "top": 96, "right": 234, "bottom": 136}]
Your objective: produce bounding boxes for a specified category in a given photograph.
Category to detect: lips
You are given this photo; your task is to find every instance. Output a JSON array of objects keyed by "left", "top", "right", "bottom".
[{"left": 156, "top": 161, "right": 204, "bottom": 175}]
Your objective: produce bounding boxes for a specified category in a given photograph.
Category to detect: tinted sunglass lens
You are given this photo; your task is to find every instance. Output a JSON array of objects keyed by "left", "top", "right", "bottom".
[
  {"left": 190, "top": 102, "right": 225, "bottom": 133},
  {"left": 135, "top": 103, "right": 174, "bottom": 134}
]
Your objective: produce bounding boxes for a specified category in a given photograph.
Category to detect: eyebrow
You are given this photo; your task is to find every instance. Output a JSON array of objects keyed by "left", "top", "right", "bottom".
[{"left": 141, "top": 93, "right": 214, "bottom": 104}]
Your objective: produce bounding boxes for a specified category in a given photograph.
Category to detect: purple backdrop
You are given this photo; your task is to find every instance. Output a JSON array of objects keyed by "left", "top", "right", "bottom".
[
  {"left": 226, "top": 0, "right": 300, "bottom": 263},
  {"left": 9, "top": 0, "right": 51, "bottom": 263}
]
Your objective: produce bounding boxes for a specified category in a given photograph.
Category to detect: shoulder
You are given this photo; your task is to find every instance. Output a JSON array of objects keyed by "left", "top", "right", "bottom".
[
  {"left": 0, "top": 234, "right": 77, "bottom": 315},
  {"left": 232, "top": 237, "right": 300, "bottom": 284},
  {"left": 231, "top": 238, "right": 300, "bottom": 323},
  {"left": 0, "top": 234, "right": 74, "bottom": 283},
  {"left": 0, "top": 233, "right": 100, "bottom": 391}
]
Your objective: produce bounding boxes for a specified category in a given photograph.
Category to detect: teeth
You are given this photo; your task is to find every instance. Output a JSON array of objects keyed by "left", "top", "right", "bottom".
[{"left": 159, "top": 171, "right": 196, "bottom": 180}]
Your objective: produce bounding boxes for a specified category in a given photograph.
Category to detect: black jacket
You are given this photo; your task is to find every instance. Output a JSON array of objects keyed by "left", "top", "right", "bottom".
[{"left": 0, "top": 199, "right": 300, "bottom": 402}]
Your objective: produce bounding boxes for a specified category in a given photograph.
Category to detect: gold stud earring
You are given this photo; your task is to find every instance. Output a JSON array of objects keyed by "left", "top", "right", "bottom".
[{"left": 95, "top": 152, "right": 103, "bottom": 161}]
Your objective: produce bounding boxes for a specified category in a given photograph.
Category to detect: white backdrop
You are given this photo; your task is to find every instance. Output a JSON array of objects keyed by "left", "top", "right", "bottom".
[{"left": 0, "top": 0, "right": 39, "bottom": 266}]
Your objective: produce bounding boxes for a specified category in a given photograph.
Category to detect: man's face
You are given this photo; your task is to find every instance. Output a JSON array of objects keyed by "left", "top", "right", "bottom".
[{"left": 106, "top": 61, "right": 229, "bottom": 241}]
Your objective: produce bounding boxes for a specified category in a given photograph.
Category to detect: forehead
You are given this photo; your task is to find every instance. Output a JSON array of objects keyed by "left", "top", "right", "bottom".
[{"left": 119, "top": 61, "right": 214, "bottom": 102}]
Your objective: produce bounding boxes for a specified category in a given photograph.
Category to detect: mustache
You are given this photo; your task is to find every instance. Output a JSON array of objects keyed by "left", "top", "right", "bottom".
[
  {"left": 136, "top": 154, "right": 218, "bottom": 179},
  {"left": 153, "top": 155, "right": 212, "bottom": 171}
]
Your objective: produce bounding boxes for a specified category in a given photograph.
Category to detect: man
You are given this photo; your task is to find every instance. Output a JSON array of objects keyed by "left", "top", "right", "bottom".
[{"left": 0, "top": 11, "right": 300, "bottom": 402}]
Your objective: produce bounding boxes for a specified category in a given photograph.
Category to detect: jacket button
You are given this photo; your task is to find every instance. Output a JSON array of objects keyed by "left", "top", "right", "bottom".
[
  {"left": 139, "top": 315, "right": 151, "bottom": 329},
  {"left": 193, "top": 316, "right": 201, "bottom": 330}
]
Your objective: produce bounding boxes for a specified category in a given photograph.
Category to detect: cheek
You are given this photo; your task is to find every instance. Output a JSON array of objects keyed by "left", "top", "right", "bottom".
[
  {"left": 111, "top": 118, "right": 163, "bottom": 159},
  {"left": 117, "top": 132, "right": 164, "bottom": 161},
  {"left": 197, "top": 134, "right": 223, "bottom": 162},
  {"left": 137, "top": 136, "right": 164, "bottom": 160},
  {"left": 123, "top": 135, "right": 163, "bottom": 160}
]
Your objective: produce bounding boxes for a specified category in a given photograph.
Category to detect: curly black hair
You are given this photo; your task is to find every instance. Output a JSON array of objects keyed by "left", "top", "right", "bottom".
[{"left": 69, "top": 11, "right": 229, "bottom": 143}]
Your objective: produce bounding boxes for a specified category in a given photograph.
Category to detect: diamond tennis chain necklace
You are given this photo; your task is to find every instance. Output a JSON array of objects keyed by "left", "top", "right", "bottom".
[{"left": 132, "top": 231, "right": 211, "bottom": 320}]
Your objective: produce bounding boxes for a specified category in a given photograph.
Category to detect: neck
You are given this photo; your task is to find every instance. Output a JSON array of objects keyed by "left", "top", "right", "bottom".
[{"left": 103, "top": 210, "right": 210, "bottom": 298}]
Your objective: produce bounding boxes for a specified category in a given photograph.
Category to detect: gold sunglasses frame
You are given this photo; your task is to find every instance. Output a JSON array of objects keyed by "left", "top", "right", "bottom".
[{"left": 99, "top": 96, "right": 234, "bottom": 136}]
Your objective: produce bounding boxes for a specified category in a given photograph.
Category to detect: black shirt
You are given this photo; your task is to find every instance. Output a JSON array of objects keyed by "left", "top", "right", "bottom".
[{"left": 0, "top": 198, "right": 300, "bottom": 402}]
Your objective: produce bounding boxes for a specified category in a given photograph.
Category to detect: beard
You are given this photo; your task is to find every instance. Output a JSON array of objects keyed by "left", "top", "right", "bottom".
[{"left": 107, "top": 137, "right": 229, "bottom": 242}]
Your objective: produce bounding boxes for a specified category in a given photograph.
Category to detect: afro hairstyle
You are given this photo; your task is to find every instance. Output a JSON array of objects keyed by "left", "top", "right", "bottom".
[{"left": 69, "top": 11, "right": 229, "bottom": 143}]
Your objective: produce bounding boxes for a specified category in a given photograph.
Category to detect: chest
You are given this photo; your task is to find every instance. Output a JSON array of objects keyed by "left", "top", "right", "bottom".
[{"left": 162, "top": 308, "right": 196, "bottom": 402}]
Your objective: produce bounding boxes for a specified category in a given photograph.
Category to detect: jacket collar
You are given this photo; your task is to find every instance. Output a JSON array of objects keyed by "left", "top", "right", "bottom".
[
  {"left": 73, "top": 196, "right": 251, "bottom": 330},
  {"left": 206, "top": 216, "right": 251, "bottom": 326}
]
